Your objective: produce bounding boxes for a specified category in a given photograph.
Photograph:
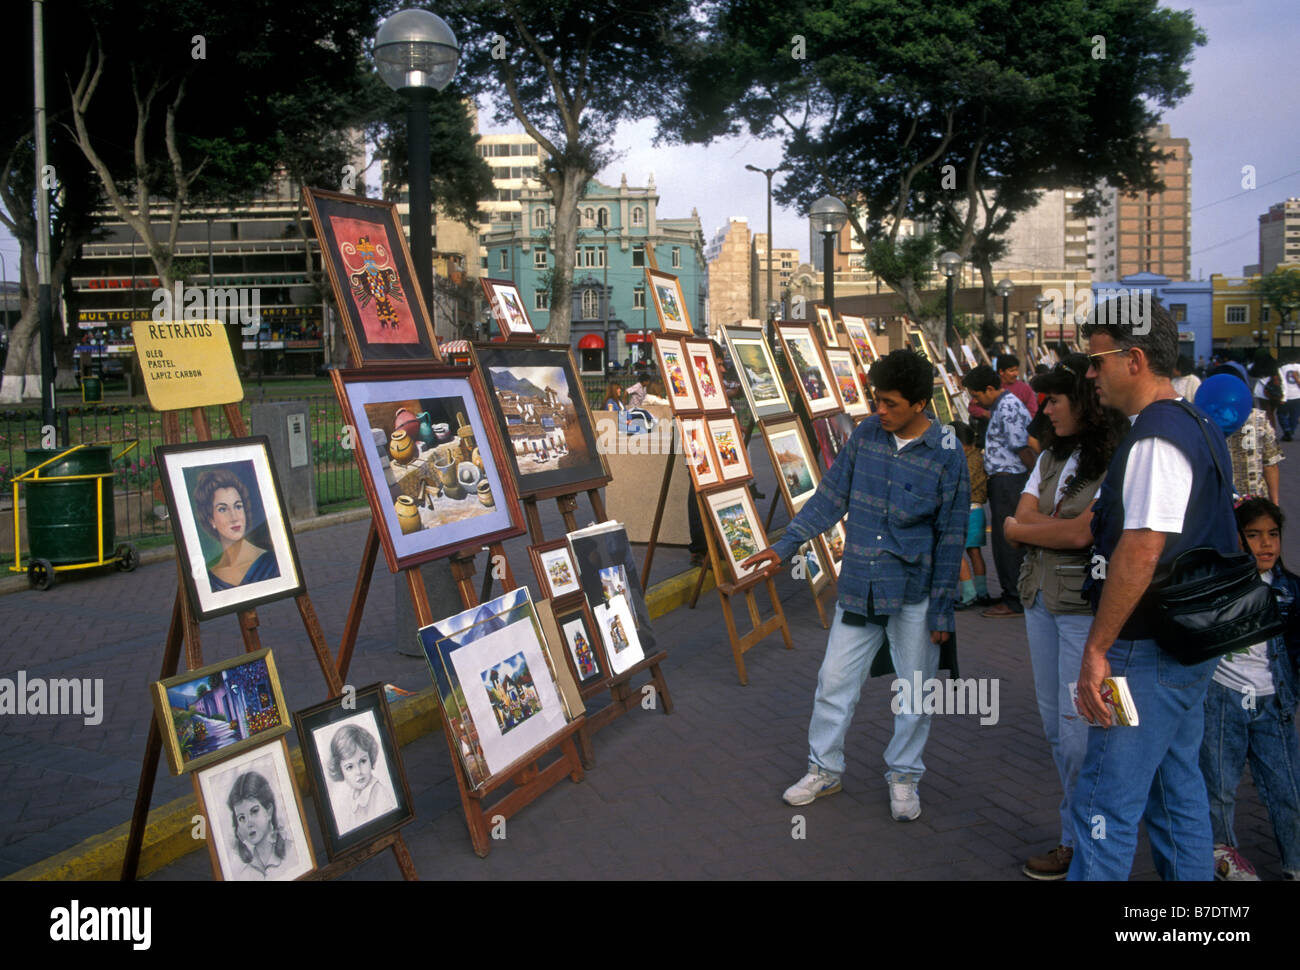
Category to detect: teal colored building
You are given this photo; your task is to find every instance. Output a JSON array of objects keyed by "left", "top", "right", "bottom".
[{"left": 480, "top": 174, "right": 707, "bottom": 374}]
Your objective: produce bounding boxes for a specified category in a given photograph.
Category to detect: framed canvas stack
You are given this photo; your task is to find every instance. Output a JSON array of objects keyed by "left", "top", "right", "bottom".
[{"left": 480, "top": 278, "right": 539, "bottom": 342}]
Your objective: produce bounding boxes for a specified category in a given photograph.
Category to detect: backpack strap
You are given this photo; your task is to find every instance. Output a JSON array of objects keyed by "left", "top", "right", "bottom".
[{"left": 1170, "top": 397, "right": 1230, "bottom": 489}]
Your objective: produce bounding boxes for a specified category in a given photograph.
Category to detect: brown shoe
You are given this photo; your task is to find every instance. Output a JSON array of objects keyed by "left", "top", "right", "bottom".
[
  {"left": 981, "top": 602, "right": 1021, "bottom": 618},
  {"left": 1023, "top": 844, "right": 1073, "bottom": 880}
]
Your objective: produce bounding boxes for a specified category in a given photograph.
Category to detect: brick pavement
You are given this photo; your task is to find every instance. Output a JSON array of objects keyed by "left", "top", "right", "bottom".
[{"left": 4, "top": 434, "right": 1299, "bottom": 880}]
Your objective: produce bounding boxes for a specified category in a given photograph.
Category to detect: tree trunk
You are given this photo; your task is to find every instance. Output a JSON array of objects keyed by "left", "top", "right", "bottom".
[
  {"left": 977, "top": 257, "right": 997, "bottom": 337},
  {"left": 541, "top": 165, "right": 591, "bottom": 345}
]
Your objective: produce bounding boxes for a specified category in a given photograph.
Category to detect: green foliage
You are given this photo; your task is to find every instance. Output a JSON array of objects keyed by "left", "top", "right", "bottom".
[{"left": 1259, "top": 266, "right": 1300, "bottom": 326}]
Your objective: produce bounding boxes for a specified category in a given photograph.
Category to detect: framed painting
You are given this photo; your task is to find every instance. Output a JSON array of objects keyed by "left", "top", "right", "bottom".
[
  {"left": 566, "top": 520, "right": 658, "bottom": 653},
  {"left": 945, "top": 343, "right": 965, "bottom": 378},
  {"left": 800, "top": 539, "right": 831, "bottom": 597},
  {"left": 529, "top": 538, "right": 582, "bottom": 599},
  {"left": 704, "top": 486, "right": 768, "bottom": 584},
  {"left": 293, "top": 683, "right": 414, "bottom": 860},
  {"left": 677, "top": 416, "right": 721, "bottom": 489},
  {"left": 723, "top": 326, "right": 792, "bottom": 421},
  {"left": 841, "top": 315, "right": 879, "bottom": 369},
  {"left": 825, "top": 348, "right": 871, "bottom": 419},
  {"left": 906, "top": 325, "right": 933, "bottom": 362},
  {"left": 778, "top": 323, "right": 843, "bottom": 418},
  {"left": 707, "top": 414, "right": 751, "bottom": 482},
  {"left": 653, "top": 335, "right": 702, "bottom": 413},
  {"left": 931, "top": 382, "right": 955, "bottom": 426},
  {"left": 547, "top": 596, "right": 608, "bottom": 689},
  {"left": 480, "top": 277, "right": 538, "bottom": 340},
  {"left": 646, "top": 268, "right": 693, "bottom": 335},
  {"left": 761, "top": 416, "right": 821, "bottom": 514},
  {"left": 935, "top": 361, "right": 962, "bottom": 399},
  {"left": 593, "top": 592, "right": 645, "bottom": 676},
  {"left": 151, "top": 648, "right": 289, "bottom": 776},
  {"left": 194, "top": 737, "right": 315, "bottom": 881},
  {"left": 330, "top": 364, "right": 525, "bottom": 573},
  {"left": 821, "top": 521, "right": 847, "bottom": 577},
  {"left": 683, "top": 338, "right": 729, "bottom": 412},
  {"left": 814, "top": 304, "right": 841, "bottom": 348},
  {"left": 472, "top": 342, "right": 610, "bottom": 499},
  {"left": 156, "top": 437, "right": 304, "bottom": 621},
  {"left": 302, "top": 187, "right": 438, "bottom": 367}
]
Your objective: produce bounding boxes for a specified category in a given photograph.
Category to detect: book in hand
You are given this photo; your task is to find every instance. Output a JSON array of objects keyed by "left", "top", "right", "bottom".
[{"left": 1069, "top": 676, "right": 1139, "bottom": 727}]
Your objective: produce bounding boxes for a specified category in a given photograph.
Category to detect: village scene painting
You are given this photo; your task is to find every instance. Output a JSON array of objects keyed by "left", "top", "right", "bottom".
[
  {"left": 487, "top": 365, "right": 590, "bottom": 477},
  {"left": 769, "top": 429, "right": 816, "bottom": 506},
  {"left": 480, "top": 652, "right": 543, "bottom": 736},
  {"left": 164, "top": 658, "right": 281, "bottom": 767},
  {"left": 715, "top": 499, "right": 760, "bottom": 567}
]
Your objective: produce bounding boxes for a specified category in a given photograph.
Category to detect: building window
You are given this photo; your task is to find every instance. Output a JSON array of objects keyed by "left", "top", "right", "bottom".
[
  {"left": 1261, "top": 307, "right": 1271, "bottom": 323},
  {"left": 582, "top": 289, "right": 599, "bottom": 319},
  {"left": 535, "top": 289, "right": 549, "bottom": 310},
  {"left": 1226, "top": 305, "right": 1248, "bottom": 324},
  {"left": 1169, "top": 303, "right": 1187, "bottom": 322},
  {"left": 633, "top": 286, "right": 646, "bottom": 309},
  {"left": 632, "top": 245, "right": 645, "bottom": 267},
  {"left": 584, "top": 207, "right": 595, "bottom": 226},
  {"left": 533, "top": 249, "right": 547, "bottom": 269},
  {"left": 631, "top": 206, "right": 645, "bottom": 227},
  {"left": 499, "top": 250, "right": 510, "bottom": 271},
  {"left": 671, "top": 247, "right": 681, "bottom": 268},
  {"left": 532, "top": 208, "right": 548, "bottom": 229},
  {"left": 597, "top": 206, "right": 610, "bottom": 228}
]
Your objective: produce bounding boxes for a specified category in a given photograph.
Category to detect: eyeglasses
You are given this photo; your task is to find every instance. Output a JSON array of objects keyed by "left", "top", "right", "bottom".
[{"left": 1086, "top": 348, "right": 1129, "bottom": 369}]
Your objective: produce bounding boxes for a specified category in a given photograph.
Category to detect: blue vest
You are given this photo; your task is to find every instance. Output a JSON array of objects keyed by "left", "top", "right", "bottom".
[{"left": 1086, "top": 398, "right": 1238, "bottom": 640}]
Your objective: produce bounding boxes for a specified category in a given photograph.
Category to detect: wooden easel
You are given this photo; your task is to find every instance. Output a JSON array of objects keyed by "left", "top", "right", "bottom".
[
  {"left": 121, "top": 403, "right": 419, "bottom": 881},
  {"left": 335, "top": 524, "right": 585, "bottom": 858},
  {"left": 520, "top": 487, "right": 673, "bottom": 768}
]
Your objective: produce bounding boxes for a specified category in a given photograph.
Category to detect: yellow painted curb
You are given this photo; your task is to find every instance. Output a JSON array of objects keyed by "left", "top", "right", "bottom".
[{"left": 6, "top": 567, "right": 704, "bottom": 881}]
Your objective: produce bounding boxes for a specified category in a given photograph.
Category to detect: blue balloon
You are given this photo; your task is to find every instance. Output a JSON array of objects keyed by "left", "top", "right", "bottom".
[{"left": 1194, "top": 373, "right": 1252, "bottom": 436}]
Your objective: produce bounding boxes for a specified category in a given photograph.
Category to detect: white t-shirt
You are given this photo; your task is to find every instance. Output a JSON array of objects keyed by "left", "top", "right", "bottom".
[
  {"left": 1212, "top": 571, "right": 1276, "bottom": 696},
  {"left": 1121, "top": 405, "right": 1193, "bottom": 532},
  {"left": 1023, "top": 447, "right": 1082, "bottom": 511},
  {"left": 1280, "top": 363, "right": 1300, "bottom": 402},
  {"left": 1171, "top": 374, "right": 1201, "bottom": 401}
]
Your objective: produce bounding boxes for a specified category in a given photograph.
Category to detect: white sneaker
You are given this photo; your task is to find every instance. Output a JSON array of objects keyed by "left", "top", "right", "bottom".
[
  {"left": 782, "top": 766, "right": 842, "bottom": 806},
  {"left": 1214, "top": 844, "right": 1260, "bottom": 881},
  {"left": 889, "top": 780, "right": 921, "bottom": 821}
]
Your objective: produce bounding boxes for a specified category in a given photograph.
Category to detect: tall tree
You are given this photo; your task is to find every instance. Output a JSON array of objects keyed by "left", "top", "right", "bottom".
[
  {"left": 443, "top": 0, "right": 699, "bottom": 344},
  {"left": 1258, "top": 264, "right": 1300, "bottom": 336}
]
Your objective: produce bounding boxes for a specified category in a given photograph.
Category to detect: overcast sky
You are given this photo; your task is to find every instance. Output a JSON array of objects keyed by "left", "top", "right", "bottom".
[{"left": 3, "top": 1, "right": 1296, "bottom": 285}]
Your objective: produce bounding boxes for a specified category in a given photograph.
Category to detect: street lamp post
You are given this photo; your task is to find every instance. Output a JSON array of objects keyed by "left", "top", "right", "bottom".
[
  {"left": 939, "top": 251, "right": 962, "bottom": 351},
  {"left": 375, "top": 9, "right": 461, "bottom": 316},
  {"left": 996, "top": 278, "right": 1014, "bottom": 350},
  {"left": 599, "top": 212, "right": 612, "bottom": 374},
  {"left": 809, "top": 195, "right": 849, "bottom": 317},
  {"left": 1034, "top": 294, "right": 1051, "bottom": 355},
  {"left": 746, "top": 164, "right": 783, "bottom": 338}
]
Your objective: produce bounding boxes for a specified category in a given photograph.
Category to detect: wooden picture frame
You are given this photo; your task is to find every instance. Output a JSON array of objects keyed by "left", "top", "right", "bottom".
[
  {"left": 677, "top": 416, "right": 721, "bottom": 489},
  {"left": 761, "top": 416, "right": 821, "bottom": 514},
  {"left": 800, "top": 539, "right": 832, "bottom": 597},
  {"left": 471, "top": 342, "right": 611, "bottom": 500},
  {"left": 302, "top": 187, "right": 439, "bottom": 367},
  {"left": 777, "top": 322, "right": 843, "bottom": 417},
  {"left": 723, "top": 326, "right": 792, "bottom": 421},
  {"left": 480, "top": 277, "right": 538, "bottom": 340},
  {"left": 155, "top": 437, "right": 305, "bottom": 622},
  {"left": 152, "top": 648, "right": 290, "bottom": 776},
  {"left": 330, "top": 364, "right": 526, "bottom": 572},
  {"left": 193, "top": 736, "right": 316, "bottom": 881},
  {"left": 653, "top": 334, "right": 702, "bottom": 413},
  {"left": 707, "top": 414, "right": 751, "bottom": 483},
  {"left": 544, "top": 594, "right": 610, "bottom": 691},
  {"left": 293, "top": 683, "right": 415, "bottom": 861},
  {"left": 821, "top": 521, "right": 847, "bottom": 578},
  {"left": 646, "top": 267, "right": 693, "bottom": 335},
  {"left": 905, "top": 325, "right": 933, "bottom": 362},
  {"left": 683, "top": 338, "right": 730, "bottom": 412},
  {"left": 824, "top": 347, "right": 871, "bottom": 419},
  {"left": 703, "top": 485, "right": 768, "bottom": 583},
  {"left": 841, "top": 315, "right": 879, "bottom": 369},
  {"left": 931, "top": 382, "right": 955, "bottom": 426},
  {"left": 814, "top": 304, "right": 841, "bottom": 348},
  {"left": 529, "top": 538, "right": 583, "bottom": 599}
]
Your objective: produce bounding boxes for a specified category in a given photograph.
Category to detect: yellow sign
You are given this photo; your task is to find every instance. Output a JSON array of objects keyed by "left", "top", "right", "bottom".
[{"left": 130, "top": 320, "right": 243, "bottom": 411}]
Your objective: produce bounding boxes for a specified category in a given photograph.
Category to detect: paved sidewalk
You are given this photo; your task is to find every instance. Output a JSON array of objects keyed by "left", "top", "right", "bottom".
[{"left": 4, "top": 436, "right": 1298, "bottom": 880}]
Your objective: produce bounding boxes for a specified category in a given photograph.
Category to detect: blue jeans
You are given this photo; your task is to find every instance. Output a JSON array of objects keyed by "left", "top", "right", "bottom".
[
  {"left": 1200, "top": 679, "right": 1300, "bottom": 875},
  {"left": 1068, "top": 639, "right": 1218, "bottom": 881},
  {"left": 1023, "top": 594, "right": 1092, "bottom": 847},
  {"left": 809, "top": 599, "right": 938, "bottom": 784},
  {"left": 1280, "top": 399, "right": 1300, "bottom": 439}
]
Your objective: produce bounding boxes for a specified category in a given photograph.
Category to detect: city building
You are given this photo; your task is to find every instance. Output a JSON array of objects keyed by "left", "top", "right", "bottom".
[
  {"left": 750, "top": 233, "right": 800, "bottom": 318},
  {"left": 1087, "top": 124, "right": 1192, "bottom": 281},
  {"left": 479, "top": 173, "right": 706, "bottom": 372},
  {"left": 996, "top": 188, "right": 1091, "bottom": 273},
  {"left": 705, "top": 217, "right": 752, "bottom": 331},
  {"left": 1091, "top": 272, "right": 1212, "bottom": 362},
  {"left": 1209, "top": 273, "right": 1300, "bottom": 355},
  {"left": 1259, "top": 197, "right": 1300, "bottom": 275}
]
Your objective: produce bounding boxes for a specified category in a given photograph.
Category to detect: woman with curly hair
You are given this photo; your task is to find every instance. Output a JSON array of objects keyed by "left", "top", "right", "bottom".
[
  {"left": 1003, "top": 353, "right": 1129, "bottom": 880},
  {"left": 226, "top": 769, "right": 299, "bottom": 880},
  {"left": 192, "top": 468, "right": 280, "bottom": 589}
]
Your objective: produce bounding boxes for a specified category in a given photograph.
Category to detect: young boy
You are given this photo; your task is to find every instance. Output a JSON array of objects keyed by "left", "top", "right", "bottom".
[
  {"left": 1198, "top": 497, "right": 1300, "bottom": 880},
  {"left": 951, "top": 421, "right": 991, "bottom": 609}
]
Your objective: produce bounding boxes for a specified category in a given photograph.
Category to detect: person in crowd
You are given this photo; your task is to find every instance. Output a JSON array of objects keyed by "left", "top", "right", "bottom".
[
  {"left": 1209, "top": 366, "right": 1285, "bottom": 504},
  {"left": 1198, "top": 497, "right": 1300, "bottom": 881},
  {"left": 951, "top": 421, "right": 991, "bottom": 610},
  {"left": 1070, "top": 295, "right": 1238, "bottom": 881},
  {"left": 1001, "top": 354, "right": 1128, "bottom": 880},
  {"left": 1278, "top": 353, "right": 1300, "bottom": 442},
  {"left": 740, "top": 349, "right": 968, "bottom": 822},
  {"left": 641, "top": 378, "right": 668, "bottom": 406},
  {"left": 997, "top": 354, "right": 1039, "bottom": 416},
  {"left": 1171, "top": 354, "right": 1202, "bottom": 401},
  {"left": 1251, "top": 359, "right": 1281, "bottom": 435},
  {"left": 962, "top": 364, "right": 1035, "bottom": 617},
  {"left": 602, "top": 381, "right": 625, "bottom": 411},
  {"left": 625, "top": 374, "right": 648, "bottom": 408},
  {"left": 1196, "top": 355, "right": 1207, "bottom": 379}
]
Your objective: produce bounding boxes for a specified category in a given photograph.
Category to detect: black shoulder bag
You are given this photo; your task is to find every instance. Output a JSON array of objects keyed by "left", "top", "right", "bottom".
[{"left": 1148, "top": 399, "right": 1285, "bottom": 665}]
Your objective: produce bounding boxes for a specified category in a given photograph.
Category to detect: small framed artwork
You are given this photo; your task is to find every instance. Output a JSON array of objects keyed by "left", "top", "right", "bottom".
[
  {"left": 821, "top": 521, "right": 847, "bottom": 577},
  {"left": 677, "top": 417, "right": 721, "bottom": 489},
  {"left": 906, "top": 326, "right": 932, "bottom": 362},
  {"left": 841, "top": 315, "right": 879, "bottom": 369},
  {"left": 653, "top": 335, "right": 702, "bottom": 413},
  {"left": 566, "top": 520, "right": 658, "bottom": 653},
  {"left": 945, "top": 344, "right": 965, "bottom": 378},
  {"left": 529, "top": 539, "right": 582, "bottom": 599},
  {"left": 302, "top": 187, "right": 439, "bottom": 367},
  {"left": 723, "top": 326, "right": 792, "bottom": 421},
  {"left": 593, "top": 592, "right": 645, "bottom": 676},
  {"left": 931, "top": 383, "right": 955, "bottom": 426},
  {"left": 330, "top": 364, "right": 525, "bottom": 572},
  {"left": 646, "top": 268, "right": 693, "bottom": 335},
  {"left": 549, "top": 597, "right": 608, "bottom": 688},
  {"left": 152, "top": 648, "right": 290, "bottom": 775},
  {"left": 480, "top": 277, "right": 538, "bottom": 340},
  {"left": 800, "top": 539, "right": 832, "bottom": 597},
  {"left": 825, "top": 348, "right": 871, "bottom": 419},
  {"left": 684, "top": 339, "right": 729, "bottom": 412},
  {"left": 704, "top": 485, "right": 768, "bottom": 583},
  {"left": 707, "top": 415, "right": 751, "bottom": 482},
  {"left": 293, "top": 683, "right": 414, "bottom": 860},
  {"left": 194, "top": 737, "right": 315, "bottom": 881},
  {"left": 735, "top": 318, "right": 765, "bottom": 329},
  {"left": 814, "top": 304, "right": 841, "bottom": 348},
  {"left": 777, "top": 323, "right": 843, "bottom": 417},
  {"left": 155, "top": 437, "right": 305, "bottom": 621},
  {"left": 762, "top": 416, "right": 821, "bottom": 514}
]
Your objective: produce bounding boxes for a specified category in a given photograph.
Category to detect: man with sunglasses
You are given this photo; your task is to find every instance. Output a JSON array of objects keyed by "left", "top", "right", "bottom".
[{"left": 1069, "top": 296, "right": 1237, "bottom": 881}]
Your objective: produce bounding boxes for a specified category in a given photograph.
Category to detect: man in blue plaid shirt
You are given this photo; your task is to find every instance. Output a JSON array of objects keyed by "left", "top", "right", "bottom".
[{"left": 743, "top": 349, "right": 969, "bottom": 821}]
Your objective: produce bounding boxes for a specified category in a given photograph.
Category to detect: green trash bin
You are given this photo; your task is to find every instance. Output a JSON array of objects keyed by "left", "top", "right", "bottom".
[
  {"left": 24, "top": 446, "right": 116, "bottom": 566},
  {"left": 81, "top": 375, "right": 103, "bottom": 403}
]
